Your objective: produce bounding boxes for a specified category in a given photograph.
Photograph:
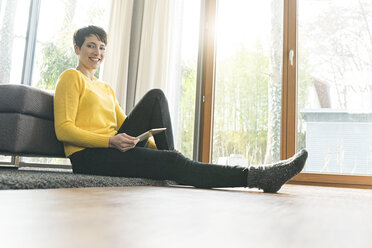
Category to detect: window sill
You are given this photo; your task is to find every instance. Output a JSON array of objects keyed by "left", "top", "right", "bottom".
[{"left": 289, "top": 172, "right": 372, "bottom": 189}]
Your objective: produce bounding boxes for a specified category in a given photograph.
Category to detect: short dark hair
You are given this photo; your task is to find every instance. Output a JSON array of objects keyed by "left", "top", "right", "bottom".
[{"left": 73, "top": 25, "right": 107, "bottom": 49}]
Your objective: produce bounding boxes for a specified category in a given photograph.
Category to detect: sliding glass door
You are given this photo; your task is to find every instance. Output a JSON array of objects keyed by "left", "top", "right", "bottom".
[
  {"left": 297, "top": 0, "right": 372, "bottom": 175},
  {"left": 211, "top": 0, "right": 283, "bottom": 166}
]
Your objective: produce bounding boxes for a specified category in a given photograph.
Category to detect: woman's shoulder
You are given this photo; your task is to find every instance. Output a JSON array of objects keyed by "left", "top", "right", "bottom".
[
  {"left": 56, "top": 69, "right": 85, "bottom": 90},
  {"left": 59, "top": 68, "right": 81, "bottom": 79}
]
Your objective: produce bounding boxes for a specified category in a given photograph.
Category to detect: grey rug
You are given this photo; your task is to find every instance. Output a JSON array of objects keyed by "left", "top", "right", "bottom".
[{"left": 0, "top": 167, "right": 172, "bottom": 190}]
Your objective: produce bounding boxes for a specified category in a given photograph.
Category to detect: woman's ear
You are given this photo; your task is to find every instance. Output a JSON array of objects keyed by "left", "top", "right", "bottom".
[{"left": 74, "top": 45, "right": 80, "bottom": 55}]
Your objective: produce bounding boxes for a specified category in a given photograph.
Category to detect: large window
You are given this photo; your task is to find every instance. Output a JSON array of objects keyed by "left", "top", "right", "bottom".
[
  {"left": 196, "top": 0, "right": 372, "bottom": 186},
  {"left": 297, "top": 0, "right": 372, "bottom": 175},
  {"left": 212, "top": 0, "right": 283, "bottom": 166}
]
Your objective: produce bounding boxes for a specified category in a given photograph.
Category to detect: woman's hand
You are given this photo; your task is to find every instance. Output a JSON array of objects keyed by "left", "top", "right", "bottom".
[{"left": 109, "top": 133, "right": 139, "bottom": 152}]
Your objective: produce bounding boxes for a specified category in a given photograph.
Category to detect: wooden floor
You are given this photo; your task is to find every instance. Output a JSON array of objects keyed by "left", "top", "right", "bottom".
[{"left": 0, "top": 184, "right": 371, "bottom": 248}]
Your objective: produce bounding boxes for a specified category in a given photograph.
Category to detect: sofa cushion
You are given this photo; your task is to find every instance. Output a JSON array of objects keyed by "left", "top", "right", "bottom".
[
  {"left": 0, "top": 84, "right": 54, "bottom": 120},
  {"left": 0, "top": 113, "right": 65, "bottom": 157}
]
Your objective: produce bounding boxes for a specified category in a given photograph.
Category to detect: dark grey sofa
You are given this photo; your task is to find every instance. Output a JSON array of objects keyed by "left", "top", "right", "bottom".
[{"left": 0, "top": 84, "right": 65, "bottom": 157}]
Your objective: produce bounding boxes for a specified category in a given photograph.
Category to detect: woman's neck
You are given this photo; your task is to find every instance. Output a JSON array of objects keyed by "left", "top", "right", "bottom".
[{"left": 76, "top": 66, "right": 95, "bottom": 80}]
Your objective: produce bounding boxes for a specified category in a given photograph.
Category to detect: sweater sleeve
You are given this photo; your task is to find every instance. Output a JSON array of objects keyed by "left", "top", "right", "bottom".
[{"left": 54, "top": 70, "right": 110, "bottom": 148}]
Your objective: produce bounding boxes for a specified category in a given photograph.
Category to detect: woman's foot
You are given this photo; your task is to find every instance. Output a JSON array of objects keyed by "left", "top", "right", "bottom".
[{"left": 247, "top": 149, "right": 308, "bottom": 193}]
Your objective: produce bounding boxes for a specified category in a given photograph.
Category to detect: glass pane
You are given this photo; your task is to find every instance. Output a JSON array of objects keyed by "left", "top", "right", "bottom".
[
  {"left": 173, "top": 0, "right": 200, "bottom": 158},
  {"left": 298, "top": 0, "right": 372, "bottom": 175},
  {"left": 0, "top": 155, "right": 12, "bottom": 163},
  {"left": 21, "top": 157, "right": 71, "bottom": 166},
  {"left": 212, "top": 0, "right": 283, "bottom": 166},
  {"left": 0, "top": 1, "right": 28, "bottom": 166},
  {"left": 32, "top": 0, "right": 111, "bottom": 90},
  {"left": 0, "top": 0, "right": 30, "bottom": 84}
]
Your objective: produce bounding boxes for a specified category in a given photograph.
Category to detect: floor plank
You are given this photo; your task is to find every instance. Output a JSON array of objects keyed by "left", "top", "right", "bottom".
[{"left": 0, "top": 185, "right": 371, "bottom": 248}]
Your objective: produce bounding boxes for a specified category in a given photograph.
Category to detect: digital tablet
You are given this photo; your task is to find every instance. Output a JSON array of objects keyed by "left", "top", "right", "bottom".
[{"left": 136, "top": 128, "right": 166, "bottom": 142}]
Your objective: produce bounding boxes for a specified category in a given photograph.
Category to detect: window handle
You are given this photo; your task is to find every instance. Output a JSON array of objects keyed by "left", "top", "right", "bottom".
[{"left": 289, "top": 49, "right": 294, "bottom": 66}]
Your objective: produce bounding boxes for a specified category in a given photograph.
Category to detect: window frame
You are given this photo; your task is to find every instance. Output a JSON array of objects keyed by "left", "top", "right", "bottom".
[
  {"left": 21, "top": 0, "right": 40, "bottom": 85},
  {"left": 194, "top": 0, "right": 217, "bottom": 162}
]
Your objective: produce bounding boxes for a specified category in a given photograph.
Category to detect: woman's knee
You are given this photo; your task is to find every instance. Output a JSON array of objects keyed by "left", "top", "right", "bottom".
[{"left": 145, "top": 88, "right": 166, "bottom": 100}]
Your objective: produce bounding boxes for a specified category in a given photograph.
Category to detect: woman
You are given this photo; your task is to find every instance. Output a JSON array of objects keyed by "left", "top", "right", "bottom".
[{"left": 54, "top": 25, "right": 308, "bottom": 193}]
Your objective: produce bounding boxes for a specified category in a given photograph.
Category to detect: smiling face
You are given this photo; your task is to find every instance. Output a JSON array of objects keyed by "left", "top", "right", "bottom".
[{"left": 74, "top": 35, "right": 106, "bottom": 72}]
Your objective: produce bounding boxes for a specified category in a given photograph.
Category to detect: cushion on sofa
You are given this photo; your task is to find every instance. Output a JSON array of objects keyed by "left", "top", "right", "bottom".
[
  {"left": 0, "top": 84, "right": 54, "bottom": 120},
  {"left": 0, "top": 113, "right": 65, "bottom": 157}
]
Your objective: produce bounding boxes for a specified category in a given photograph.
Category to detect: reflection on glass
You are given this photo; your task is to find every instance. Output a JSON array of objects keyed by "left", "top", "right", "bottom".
[
  {"left": 212, "top": 0, "right": 283, "bottom": 166},
  {"left": 298, "top": 0, "right": 372, "bottom": 175}
]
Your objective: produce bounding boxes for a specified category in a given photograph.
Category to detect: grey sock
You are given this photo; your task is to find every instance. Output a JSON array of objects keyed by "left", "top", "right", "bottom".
[{"left": 247, "top": 149, "right": 308, "bottom": 193}]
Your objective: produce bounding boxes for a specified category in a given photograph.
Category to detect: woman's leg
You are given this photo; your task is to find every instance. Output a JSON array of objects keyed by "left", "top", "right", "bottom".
[
  {"left": 70, "top": 147, "right": 247, "bottom": 188},
  {"left": 117, "top": 89, "right": 174, "bottom": 150},
  {"left": 70, "top": 147, "right": 308, "bottom": 192}
]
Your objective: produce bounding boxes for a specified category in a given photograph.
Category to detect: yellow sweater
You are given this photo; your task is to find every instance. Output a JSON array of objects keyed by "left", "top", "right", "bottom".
[{"left": 54, "top": 69, "right": 156, "bottom": 157}]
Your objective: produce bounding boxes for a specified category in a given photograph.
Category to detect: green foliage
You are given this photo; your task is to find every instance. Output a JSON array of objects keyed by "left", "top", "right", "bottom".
[
  {"left": 178, "top": 61, "right": 197, "bottom": 158},
  {"left": 37, "top": 43, "right": 76, "bottom": 90},
  {"left": 36, "top": 0, "right": 103, "bottom": 90},
  {"left": 36, "top": 40, "right": 101, "bottom": 90},
  {"left": 178, "top": 43, "right": 285, "bottom": 164},
  {"left": 212, "top": 44, "right": 270, "bottom": 165}
]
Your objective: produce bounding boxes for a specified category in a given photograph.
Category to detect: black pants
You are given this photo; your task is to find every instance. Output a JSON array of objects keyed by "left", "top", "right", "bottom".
[{"left": 70, "top": 89, "right": 248, "bottom": 188}]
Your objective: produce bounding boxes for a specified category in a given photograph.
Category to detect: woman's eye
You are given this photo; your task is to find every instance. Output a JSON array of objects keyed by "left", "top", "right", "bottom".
[{"left": 100, "top": 47, "right": 106, "bottom": 51}]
